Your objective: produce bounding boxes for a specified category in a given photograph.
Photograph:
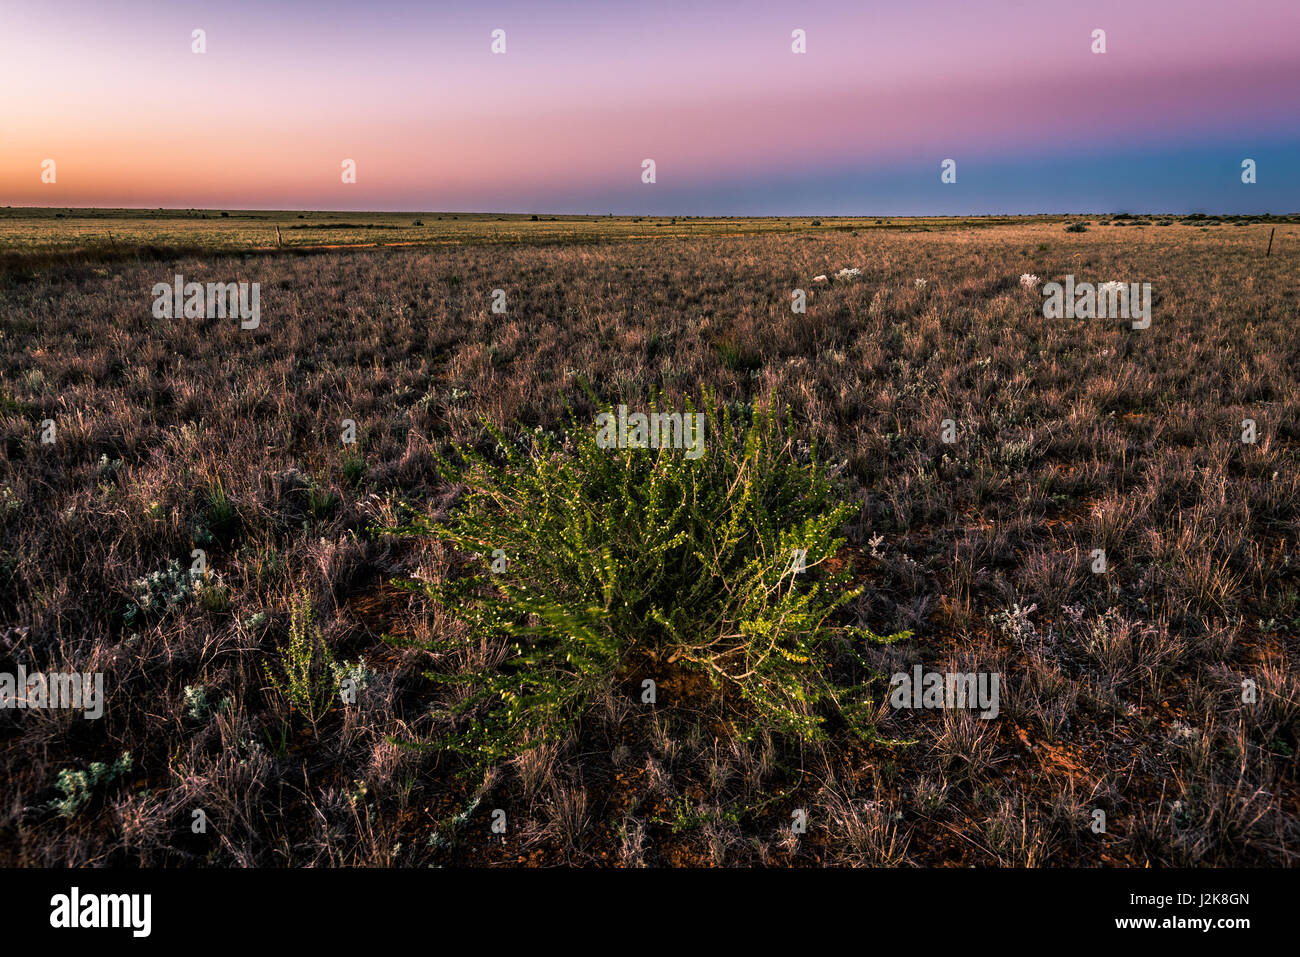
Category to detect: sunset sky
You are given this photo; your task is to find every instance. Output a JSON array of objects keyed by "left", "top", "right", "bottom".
[{"left": 2, "top": 0, "right": 1298, "bottom": 214}]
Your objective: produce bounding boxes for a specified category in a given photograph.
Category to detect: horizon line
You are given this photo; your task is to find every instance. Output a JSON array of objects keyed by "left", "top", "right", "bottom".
[{"left": 6, "top": 206, "right": 1299, "bottom": 218}]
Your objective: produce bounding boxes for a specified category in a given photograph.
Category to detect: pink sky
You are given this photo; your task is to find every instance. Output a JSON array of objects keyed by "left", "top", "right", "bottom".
[{"left": 2, "top": 0, "right": 1298, "bottom": 212}]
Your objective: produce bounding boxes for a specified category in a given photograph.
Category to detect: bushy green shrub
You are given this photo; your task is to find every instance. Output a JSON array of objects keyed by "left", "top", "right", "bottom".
[{"left": 390, "top": 392, "right": 907, "bottom": 770}]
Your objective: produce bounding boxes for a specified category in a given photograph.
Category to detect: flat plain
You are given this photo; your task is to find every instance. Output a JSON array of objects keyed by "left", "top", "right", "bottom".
[{"left": 1, "top": 209, "right": 1297, "bottom": 865}]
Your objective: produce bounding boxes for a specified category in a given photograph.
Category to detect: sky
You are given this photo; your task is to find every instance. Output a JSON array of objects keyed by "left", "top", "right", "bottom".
[{"left": 2, "top": 0, "right": 1298, "bottom": 214}]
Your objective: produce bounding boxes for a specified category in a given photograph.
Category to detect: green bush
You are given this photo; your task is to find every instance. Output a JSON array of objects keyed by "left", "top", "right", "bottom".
[{"left": 389, "top": 392, "right": 907, "bottom": 770}]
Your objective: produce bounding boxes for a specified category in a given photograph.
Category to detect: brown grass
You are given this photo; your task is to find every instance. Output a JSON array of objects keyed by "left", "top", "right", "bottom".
[{"left": 0, "top": 216, "right": 1296, "bottom": 866}]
